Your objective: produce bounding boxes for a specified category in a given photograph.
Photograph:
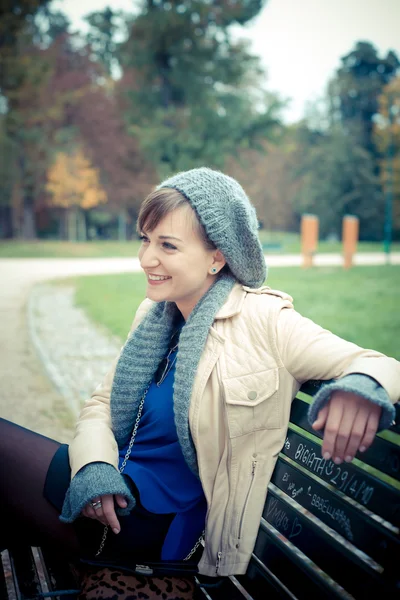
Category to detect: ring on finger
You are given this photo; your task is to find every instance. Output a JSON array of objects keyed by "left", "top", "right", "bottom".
[{"left": 91, "top": 500, "right": 102, "bottom": 510}]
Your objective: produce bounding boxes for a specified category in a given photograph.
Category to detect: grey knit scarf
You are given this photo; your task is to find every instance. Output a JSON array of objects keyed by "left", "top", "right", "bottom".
[{"left": 110, "top": 272, "right": 237, "bottom": 476}]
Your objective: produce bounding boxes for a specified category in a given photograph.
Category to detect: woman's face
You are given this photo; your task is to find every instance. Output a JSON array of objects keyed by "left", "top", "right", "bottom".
[{"left": 138, "top": 205, "right": 225, "bottom": 319}]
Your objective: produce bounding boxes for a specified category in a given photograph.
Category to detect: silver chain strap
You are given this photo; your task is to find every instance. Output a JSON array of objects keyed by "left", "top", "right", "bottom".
[
  {"left": 95, "top": 384, "right": 204, "bottom": 561},
  {"left": 95, "top": 386, "right": 149, "bottom": 557},
  {"left": 183, "top": 529, "right": 205, "bottom": 561}
]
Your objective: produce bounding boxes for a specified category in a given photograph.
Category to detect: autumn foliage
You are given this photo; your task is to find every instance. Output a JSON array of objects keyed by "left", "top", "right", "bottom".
[{"left": 46, "top": 148, "right": 107, "bottom": 210}]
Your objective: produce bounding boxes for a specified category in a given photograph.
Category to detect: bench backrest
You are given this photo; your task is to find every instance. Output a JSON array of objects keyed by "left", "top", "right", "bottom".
[{"left": 221, "top": 382, "right": 400, "bottom": 600}]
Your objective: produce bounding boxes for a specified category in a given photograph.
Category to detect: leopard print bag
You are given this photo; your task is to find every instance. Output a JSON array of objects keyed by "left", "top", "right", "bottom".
[{"left": 78, "top": 566, "right": 196, "bottom": 600}]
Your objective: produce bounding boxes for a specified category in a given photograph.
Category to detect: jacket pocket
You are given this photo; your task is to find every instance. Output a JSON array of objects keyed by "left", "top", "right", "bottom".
[{"left": 222, "top": 368, "right": 280, "bottom": 437}]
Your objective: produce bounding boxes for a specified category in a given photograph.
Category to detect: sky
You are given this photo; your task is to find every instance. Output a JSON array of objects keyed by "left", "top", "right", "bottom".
[{"left": 55, "top": 0, "right": 400, "bottom": 123}]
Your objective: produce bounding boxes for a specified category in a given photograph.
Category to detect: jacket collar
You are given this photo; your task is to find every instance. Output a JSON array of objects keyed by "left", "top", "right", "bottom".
[
  {"left": 214, "top": 283, "right": 247, "bottom": 320},
  {"left": 214, "top": 283, "right": 291, "bottom": 320}
]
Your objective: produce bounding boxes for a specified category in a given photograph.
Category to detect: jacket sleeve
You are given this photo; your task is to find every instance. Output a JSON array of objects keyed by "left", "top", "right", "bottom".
[
  {"left": 68, "top": 298, "right": 154, "bottom": 478},
  {"left": 60, "top": 462, "right": 136, "bottom": 523},
  {"left": 275, "top": 305, "right": 400, "bottom": 406}
]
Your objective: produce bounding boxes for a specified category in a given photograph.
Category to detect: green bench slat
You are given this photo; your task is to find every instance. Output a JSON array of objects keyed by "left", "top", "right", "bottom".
[
  {"left": 282, "top": 428, "right": 400, "bottom": 526},
  {"left": 251, "top": 524, "right": 346, "bottom": 600},
  {"left": 271, "top": 457, "right": 400, "bottom": 568},
  {"left": 263, "top": 490, "right": 398, "bottom": 599},
  {"left": 199, "top": 575, "right": 254, "bottom": 599},
  {"left": 237, "top": 558, "right": 297, "bottom": 600}
]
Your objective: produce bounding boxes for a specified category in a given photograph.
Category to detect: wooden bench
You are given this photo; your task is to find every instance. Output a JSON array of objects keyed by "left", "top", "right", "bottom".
[{"left": 2, "top": 382, "right": 399, "bottom": 600}]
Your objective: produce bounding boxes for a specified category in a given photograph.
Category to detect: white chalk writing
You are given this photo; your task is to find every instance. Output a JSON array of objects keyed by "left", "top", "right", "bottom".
[
  {"left": 293, "top": 442, "right": 375, "bottom": 505},
  {"left": 266, "top": 498, "right": 303, "bottom": 539},
  {"left": 311, "top": 494, "right": 354, "bottom": 540},
  {"left": 266, "top": 498, "right": 289, "bottom": 532},
  {"left": 279, "top": 470, "right": 354, "bottom": 541}
]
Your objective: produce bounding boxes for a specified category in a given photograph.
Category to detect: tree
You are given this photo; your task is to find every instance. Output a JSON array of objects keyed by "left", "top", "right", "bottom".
[
  {"left": 293, "top": 42, "right": 400, "bottom": 243},
  {"left": 328, "top": 41, "right": 399, "bottom": 156},
  {"left": 293, "top": 126, "right": 383, "bottom": 240},
  {"left": 40, "top": 15, "right": 155, "bottom": 227},
  {"left": 84, "top": 7, "right": 128, "bottom": 76},
  {"left": 0, "top": 117, "right": 19, "bottom": 237},
  {"left": 374, "top": 76, "right": 400, "bottom": 239},
  {"left": 115, "top": 0, "right": 281, "bottom": 176},
  {"left": 225, "top": 133, "right": 300, "bottom": 232},
  {"left": 3, "top": 31, "right": 67, "bottom": 239},
  {"left": 0, "top": 0, "right": 50, "bottom": 88},
  {"left": 46, "top": 147, "right": 107, "bottom": 240},
  {"left": 1, "top": 8, "right": 153, "bottom": 239},
  {"left": 0, "top": 0, "right": 54, "bottom": 238},
  {"left": 69, "top": 77, "right": 155, "bottom": 217}
]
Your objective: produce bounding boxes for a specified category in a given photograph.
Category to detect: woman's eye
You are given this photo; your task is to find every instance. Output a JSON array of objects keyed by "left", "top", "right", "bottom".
[
  {"left": 139, "top": 234, "right": 149, "bottom": 243},
  {"left": 162, "top": 242, "right": 177, "bottom": 250}
]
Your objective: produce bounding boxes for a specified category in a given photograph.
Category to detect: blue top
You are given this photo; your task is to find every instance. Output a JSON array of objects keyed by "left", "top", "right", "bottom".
[{"left": 118, "top": 346, "right": 207, "bottom": 559}]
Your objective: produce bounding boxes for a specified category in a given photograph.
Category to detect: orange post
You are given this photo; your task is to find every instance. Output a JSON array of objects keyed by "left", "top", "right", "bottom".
[
  {"left": 301, "top": 214, "right": 319, "bottom": 268},
  {"left": 342, "top": 215, "right": 359, "bottom": 269}
]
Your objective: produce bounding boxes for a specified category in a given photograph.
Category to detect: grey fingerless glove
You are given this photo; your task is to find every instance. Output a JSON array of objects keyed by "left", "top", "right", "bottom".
[
  {"left": 59, "top": 462, "right": 136, "bottom": 524},
  {"left": 308, "top": 373, "right": 395, "bottom": 432}
]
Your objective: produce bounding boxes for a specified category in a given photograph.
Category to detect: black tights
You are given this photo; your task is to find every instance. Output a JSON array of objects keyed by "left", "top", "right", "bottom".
[
  {"left": 0, "top": 418, "right": 79, "bottom": 557},
  {"left": 0, "top": 418, "right": 176, "bottom": 564}
]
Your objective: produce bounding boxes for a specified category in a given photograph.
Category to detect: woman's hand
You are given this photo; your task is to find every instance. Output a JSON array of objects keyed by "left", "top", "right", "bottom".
[
  {"left": 312, "top": 391, "right": 382, "bottom": 464},
  {"left": 81, "top": 494, "right": 128, "bottom": 534}
]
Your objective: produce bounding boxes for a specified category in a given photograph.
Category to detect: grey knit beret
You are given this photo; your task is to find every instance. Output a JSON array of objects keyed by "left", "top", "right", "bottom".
[{"left": 158, "top": 167, "right": 267, "bottom": 288}]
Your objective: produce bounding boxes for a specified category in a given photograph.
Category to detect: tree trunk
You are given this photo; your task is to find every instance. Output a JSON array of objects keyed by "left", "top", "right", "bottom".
[
  {"left": 18, "top": 150, "right": 37, "bottom": 239},
  {"left": 58, "top": 210, "right": 67, "bottom": 240},
  {"left": 67, "top": 208, "right": 78, "bottom": 241},
  {"left": 21, "top": 194, "right": 36, "bottom": 239},
  {"left": 77, "top": 209, "right": 87, "bottom": 241},
  {"left": 127, "top": 208, "right": 137, "bottom": 240},
  {"left": 0, "top": 206, "right": 13, "bottom": 238},
  {"left": 11, "top": 202, "right": 22, "bottom": 239},
  {"left": 118, "top": 209, "right": 127, "bottom": 241}
]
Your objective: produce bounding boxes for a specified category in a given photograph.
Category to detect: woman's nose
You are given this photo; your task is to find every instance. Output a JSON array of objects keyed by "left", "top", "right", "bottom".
[{"left": 139, "top": 245, "right": 160, "bottom": 268}]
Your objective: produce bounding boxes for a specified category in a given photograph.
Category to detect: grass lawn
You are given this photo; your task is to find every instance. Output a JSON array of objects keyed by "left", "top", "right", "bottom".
[
  {"left": 1, "top": 238, "right": 400, "bottom": 258},
  {"left": 0, "top": 240, "right": 142, "bottom": 258},
  {"left": 67, "top": 265, "right": 400, "bottom": 361}
]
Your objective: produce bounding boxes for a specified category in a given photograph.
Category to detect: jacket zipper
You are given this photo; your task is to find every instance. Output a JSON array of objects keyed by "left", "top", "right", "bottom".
[
  {"left": 215, "top": 551, "right": 222, "bottom": 575},
  {"left": 238, "top": 460, "right": 258, "bottom": 539}
]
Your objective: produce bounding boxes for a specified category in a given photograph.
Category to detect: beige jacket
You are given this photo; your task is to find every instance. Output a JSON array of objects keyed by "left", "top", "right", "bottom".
[{"left": 69, "top": 284, "right": 400, "bottom": 577}]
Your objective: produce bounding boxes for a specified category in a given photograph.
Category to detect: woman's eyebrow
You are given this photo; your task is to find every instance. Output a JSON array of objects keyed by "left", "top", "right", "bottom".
[{"left": 158, "top": 235, "right": 183, "bottom": 242}]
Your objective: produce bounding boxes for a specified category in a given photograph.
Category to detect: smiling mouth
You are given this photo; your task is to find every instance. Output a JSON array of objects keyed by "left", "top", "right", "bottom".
[{"left": 148, "top": 274, "right": 171, "bottom": 281}]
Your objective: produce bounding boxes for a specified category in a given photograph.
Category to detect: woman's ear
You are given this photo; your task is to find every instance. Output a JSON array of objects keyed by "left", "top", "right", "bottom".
[{"left": 210, "top": 250, "right": 226, "bottom": 275}]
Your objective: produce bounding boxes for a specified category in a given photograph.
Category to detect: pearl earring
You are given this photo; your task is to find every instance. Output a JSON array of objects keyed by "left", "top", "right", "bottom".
[{"left": 211, "top": 267, "right": 217, "bottom": 274}]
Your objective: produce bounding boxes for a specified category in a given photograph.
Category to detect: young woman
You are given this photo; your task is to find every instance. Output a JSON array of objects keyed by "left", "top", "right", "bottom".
[{"left": 1, "top": 168, "right": 399, "bottom": 581}]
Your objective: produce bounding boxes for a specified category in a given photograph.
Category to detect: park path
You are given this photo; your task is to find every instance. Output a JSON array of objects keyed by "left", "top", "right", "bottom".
[
  {"left": 0, "top": 258, "right": 139, "bottom": 442},
  {"left": 0, "top": 252, "right": 398, "bottom": 442}
]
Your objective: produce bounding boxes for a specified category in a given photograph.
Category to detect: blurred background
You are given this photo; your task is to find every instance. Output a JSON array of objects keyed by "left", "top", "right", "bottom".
[{"left": 0, "top": 0, "right": 399, "bottom": 250}]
